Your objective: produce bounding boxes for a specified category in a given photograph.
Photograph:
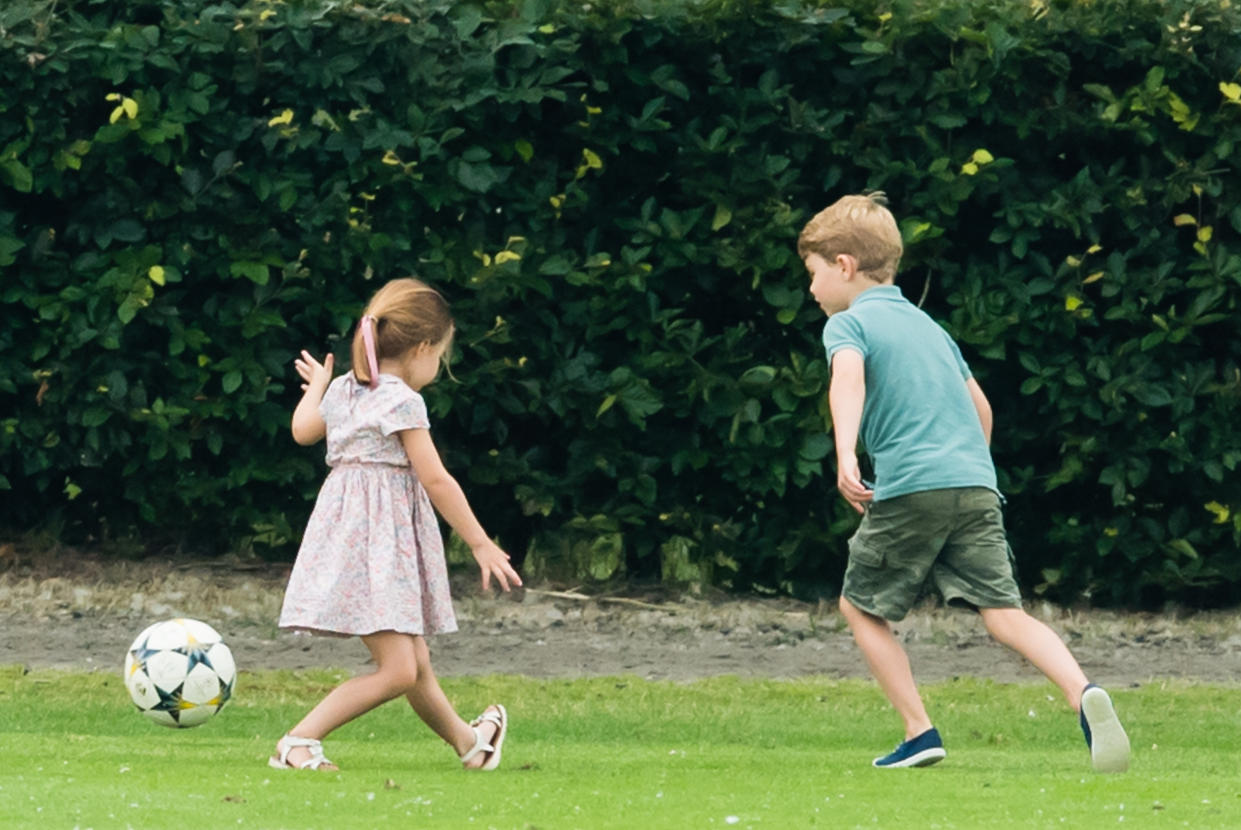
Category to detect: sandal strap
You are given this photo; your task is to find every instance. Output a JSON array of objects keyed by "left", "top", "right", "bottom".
[
  {"left": 277, "top": 735, "right": 333, "bottom": 770},
  {"left": 460, "top": 726, "right": 495, "bottom": 764},
  {"left": 461, "top": 706, "right": 506, "bottom": 765},
  {"left": 471, "top": 711, "right": 504, "bottom": 729}
]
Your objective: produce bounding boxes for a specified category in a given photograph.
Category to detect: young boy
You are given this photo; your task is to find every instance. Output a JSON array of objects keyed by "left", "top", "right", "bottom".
[{"left": 799, "top": 192, "right": 1130, "bottom": 772}]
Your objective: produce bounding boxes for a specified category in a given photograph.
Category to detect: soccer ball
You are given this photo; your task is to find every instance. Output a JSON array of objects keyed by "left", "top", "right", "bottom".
[{"left": 123, "top": 618, "right": 236, "bottom": 728}]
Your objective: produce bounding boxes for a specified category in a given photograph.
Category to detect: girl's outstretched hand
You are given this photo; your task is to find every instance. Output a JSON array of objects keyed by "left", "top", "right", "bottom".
[
  {"left": 294, "top": 350, "right": 334, "bottom": 391},
  {"left": 472, "top": 540, "right": 522, "bottom": 592}
]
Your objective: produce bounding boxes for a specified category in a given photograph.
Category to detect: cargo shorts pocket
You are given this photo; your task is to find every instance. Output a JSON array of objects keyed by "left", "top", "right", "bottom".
[{"left": 847, "top": 538, "right": 884, "bottom": 569}]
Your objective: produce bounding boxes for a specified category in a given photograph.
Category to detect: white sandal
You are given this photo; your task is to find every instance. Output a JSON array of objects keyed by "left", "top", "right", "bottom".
[
  {"left": 460, "top": 704, "right": 508, "bottom": 771},
  {"left": 268, "top": 734, "right": 337, "bottom": 771}
]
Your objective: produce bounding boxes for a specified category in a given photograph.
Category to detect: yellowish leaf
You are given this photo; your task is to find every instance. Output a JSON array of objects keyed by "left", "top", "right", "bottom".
[
  {"left": 259, "top": 9, "right": 276, "bottom": 20},
  {"left": 122, "top": 97, "right": 138, "bottom": 119},
  {"left": 1220, "top": 81, "right": 1241, "bottom": 101},
  {"left": 109, "top": 106, "right": 124, "bottom": 124},
  {"left": 1204, "top": 501, "right": 1231, "bottom": 524},
  {"left": 1197, "top": 225, "right": 1213, "bottom": 243},
  {"left": 494, "top": 251, "right": 521, "bottom": 264},
  {"left": 581, "top": 148, "right": 603, "bottom": 169},
  {"left": 381, "top": 150, "right": 401, "bottom": 165},
  {"left": 267, "top": 109, "right": 294, "bottom": 127},
  {"left": 549, "top": 194, "right": 564, "bottom": 208},
  {"left": 106, "top": 92, "right": 121, "bottom": 102},
  {"left": 960, "top": 162, "right": 979, "bottom": 176},
  {"left": 1172, "top": 213, "right": 1197, "bottom": 226},
  {"left": 1083, "top": 271, "right": 1104, "bottom": 284},
  {"left": 971, "top": 148, "right": 994, "bottom": 164},
  {"left": 1087, "top": 244, "right": 1102, "bottom": 254},
  {"left": 1066, "top": 255, "right": 1081, "bottom": 267},
  {"left": 1103, "top": 527, "right": 1119, "bottom": 537},
  {"left": 1064, "top": 295, "right": 1083, "bottom": 311},
  {"left": 148, "top": 265, "right": 166, "bottom": 286}
]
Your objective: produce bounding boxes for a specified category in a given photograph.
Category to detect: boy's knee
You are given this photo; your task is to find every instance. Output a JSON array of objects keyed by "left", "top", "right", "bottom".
[
  {"left": 838, "top": 594, "right": 878, "bottom": 623},
  {"left": 980, "top": 606, "right": 1025, "bottom": 639}
]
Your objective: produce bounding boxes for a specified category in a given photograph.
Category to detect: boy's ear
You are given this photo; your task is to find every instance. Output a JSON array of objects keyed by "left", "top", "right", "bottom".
[{"left": 836, "top": 253, "right": 858, "bottom": 278}]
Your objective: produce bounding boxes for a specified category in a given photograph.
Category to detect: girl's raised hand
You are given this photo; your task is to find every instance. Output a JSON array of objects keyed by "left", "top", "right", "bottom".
[
  {"left": 294, "top": 350, "right": 334, "bottom": 391},
  {"left": 472, "top": 540, "right": 523, "bottom": 592}
]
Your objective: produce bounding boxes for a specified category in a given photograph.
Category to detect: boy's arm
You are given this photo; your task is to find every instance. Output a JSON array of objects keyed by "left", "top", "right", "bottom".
[
  {"left": 829, "top": 349, "right": 874, "bottom": 514},
  {"left": 966, "top": 377, "right": 992, "bottom": 446},
  {"left": 291, "top": 351, "right": 333, "bottom": 445}
]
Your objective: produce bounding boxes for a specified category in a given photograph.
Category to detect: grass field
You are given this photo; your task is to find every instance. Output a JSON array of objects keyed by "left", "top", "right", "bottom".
[{"left": 1, "top": 666, "right": 1238, "bottom": 829}]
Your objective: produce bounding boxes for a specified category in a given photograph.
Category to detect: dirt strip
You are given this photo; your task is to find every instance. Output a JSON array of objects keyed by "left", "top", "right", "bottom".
[{"left": 2, "top": 554, "right": 1240, "bottom": 685}]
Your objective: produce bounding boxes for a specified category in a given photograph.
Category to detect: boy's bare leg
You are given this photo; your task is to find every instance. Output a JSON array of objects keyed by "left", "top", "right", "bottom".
[
  {"left": 978, "top": 607, "right": 1089, "bottom": 708},
  {"left": 839, "top": 596, "right": 934, "bottom": 739}
]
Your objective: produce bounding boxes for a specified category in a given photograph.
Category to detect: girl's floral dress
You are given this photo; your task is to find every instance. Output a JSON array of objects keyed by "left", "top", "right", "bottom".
[{"left": 278, "top": 373, "right": 457, "bottom": 637}]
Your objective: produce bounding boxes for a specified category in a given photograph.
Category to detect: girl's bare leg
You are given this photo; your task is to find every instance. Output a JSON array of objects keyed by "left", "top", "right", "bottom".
[
  {"left": 403, "top": 636, "right": 498, "bottom": 769},
  {"left": 278, "top": 631, "right": 422, "bottom": 769}
]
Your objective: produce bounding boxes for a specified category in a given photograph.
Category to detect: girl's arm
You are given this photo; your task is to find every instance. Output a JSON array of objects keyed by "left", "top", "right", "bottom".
[
  {"left": 828, "top": 348, "right": 874, "bottom": 514},
  {"left": 291, "top": 350, "right": 333, "bottom": 445},
  {"left": 400, "top": 428, "right": 522, "bottom": 592},
  {"left": 966, "top": 377, "right": 993, "bottom": 446}
]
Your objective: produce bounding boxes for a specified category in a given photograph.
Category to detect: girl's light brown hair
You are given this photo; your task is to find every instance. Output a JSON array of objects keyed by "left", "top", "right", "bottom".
[
  {"left": 351, "top": 278, "right": 454, "bottom": 386},
  {"left": 797, "top": 191, "right": 903, "bottom": 282}
]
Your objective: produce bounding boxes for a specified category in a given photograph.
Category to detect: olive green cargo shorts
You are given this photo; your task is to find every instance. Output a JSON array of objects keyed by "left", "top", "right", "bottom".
[{"left": 841, "top": 487, "right": 1022, "bottom": 622}]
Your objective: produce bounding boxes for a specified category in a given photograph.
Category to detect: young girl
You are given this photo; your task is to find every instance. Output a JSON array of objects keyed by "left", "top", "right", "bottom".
[{"left": 269, "top": 277, "right": 522, "bottom": 773}]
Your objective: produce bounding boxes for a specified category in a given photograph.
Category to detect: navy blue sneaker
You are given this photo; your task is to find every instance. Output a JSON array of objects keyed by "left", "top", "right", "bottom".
[
  {"left": 872, "top": 727, "right": 946, "bottom": 768},
  {"left": 1080, "top": 684, "right": 1130, "bottom": 773}
]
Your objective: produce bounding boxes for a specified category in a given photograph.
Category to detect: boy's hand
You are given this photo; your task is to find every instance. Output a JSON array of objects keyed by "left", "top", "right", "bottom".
[
  {"left": 294, "top": 350, "right": 334, "bottom": 391},
  {"left": 837, "top": 453, "right": 874, "bottom": 514},
  {"left": 472, "top": 540, "right": 523, "bottom": 592}
]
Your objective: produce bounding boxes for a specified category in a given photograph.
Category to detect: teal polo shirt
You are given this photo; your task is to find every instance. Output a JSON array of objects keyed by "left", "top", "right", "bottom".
[{"left": 822, "top": 285, "right": 997, "bottom": 501}]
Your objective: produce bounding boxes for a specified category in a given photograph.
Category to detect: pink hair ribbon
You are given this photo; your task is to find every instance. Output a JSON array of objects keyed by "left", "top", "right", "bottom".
[{"left": 361, "top": 314, "right": 380, "bottom": 388}]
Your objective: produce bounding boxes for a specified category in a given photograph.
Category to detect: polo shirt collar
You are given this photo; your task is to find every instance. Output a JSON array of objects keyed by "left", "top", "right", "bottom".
[{"left": 849, "top": 284, "right": 902, "bottom": 308}]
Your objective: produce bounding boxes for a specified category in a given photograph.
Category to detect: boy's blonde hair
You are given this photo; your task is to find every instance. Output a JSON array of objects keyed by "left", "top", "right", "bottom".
[
  {"left": 351, "top": 277, "right": 454, "bottom": 386},
  {"left": 797, "top": 192, "right": 903, "bottom": 282}
]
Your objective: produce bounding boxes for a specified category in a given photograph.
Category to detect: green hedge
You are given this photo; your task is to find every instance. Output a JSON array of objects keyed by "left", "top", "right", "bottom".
[{"left": 1, "top": 0, "right": 1238, "bottom": 605}]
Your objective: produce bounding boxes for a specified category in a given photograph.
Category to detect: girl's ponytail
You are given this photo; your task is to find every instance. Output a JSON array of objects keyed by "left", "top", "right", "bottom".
[
  {"left": 351, "top": 315, "right": 382, "bottom": 388},
  {"left": 349, "top": 278, "right": 454, "bottom": 387}
]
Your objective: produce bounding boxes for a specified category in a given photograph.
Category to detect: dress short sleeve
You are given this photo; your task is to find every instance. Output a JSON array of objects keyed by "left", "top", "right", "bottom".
[{"left": 376, "top": 382, "right": 430, "bottom": 435}]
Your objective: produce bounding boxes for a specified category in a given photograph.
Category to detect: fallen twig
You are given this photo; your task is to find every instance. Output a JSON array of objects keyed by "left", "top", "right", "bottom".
[{"left": 525, "top": 588, "right": 674, "bottom": 612}]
